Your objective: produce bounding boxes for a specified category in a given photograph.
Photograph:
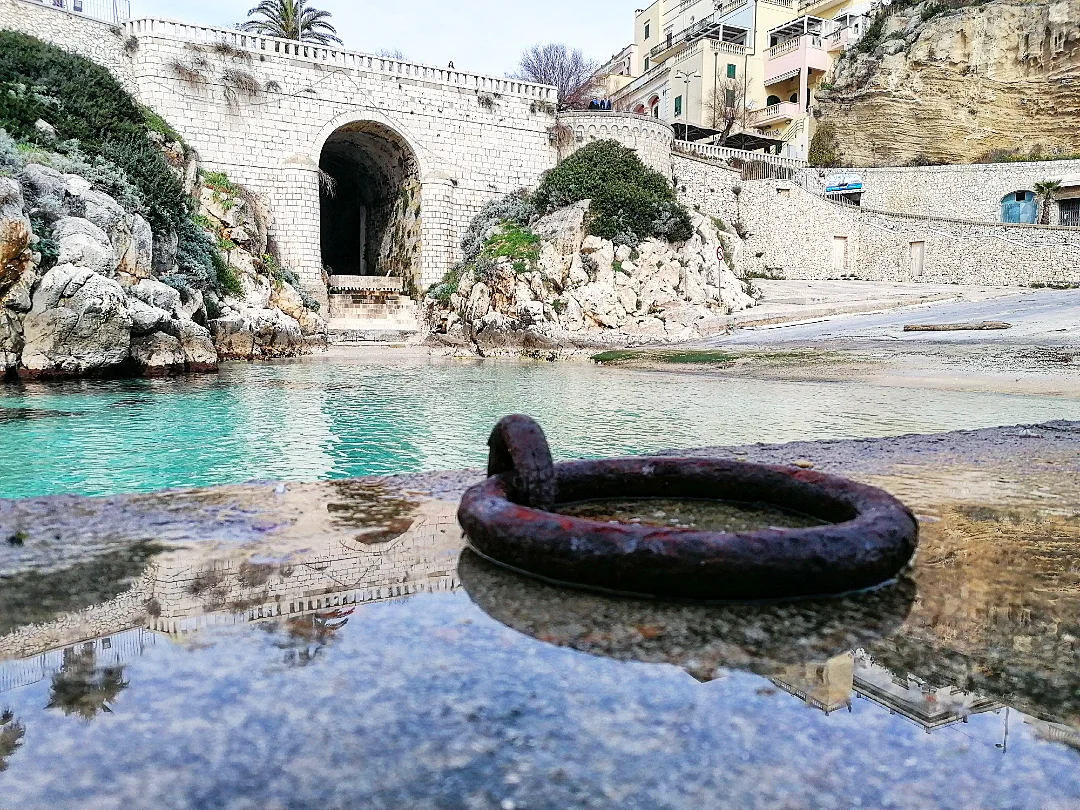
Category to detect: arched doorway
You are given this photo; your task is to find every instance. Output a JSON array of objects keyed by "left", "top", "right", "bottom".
[{"left": 318, "top": 121, "right": 421, "bottom": 285}]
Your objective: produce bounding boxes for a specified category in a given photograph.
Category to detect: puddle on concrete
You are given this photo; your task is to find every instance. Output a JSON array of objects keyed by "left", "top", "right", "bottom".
[
  {"left": 0, "top": 449, "right": 1078, "bottom": 808},
  {"left": 557, "top": 497, "right": 826, "bottom": 532}
]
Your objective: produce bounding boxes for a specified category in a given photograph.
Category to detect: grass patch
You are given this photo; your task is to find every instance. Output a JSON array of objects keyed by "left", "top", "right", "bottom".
[
  {"left": 592, "top": 349, "right": 741, "bottom": 365},
  {"left": 481, "top": 221, "right": 540, "bottom": 273}
]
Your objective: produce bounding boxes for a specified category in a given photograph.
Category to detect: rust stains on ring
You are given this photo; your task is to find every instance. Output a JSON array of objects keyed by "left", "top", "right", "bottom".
[{"left": 459, "top": 416, "right": 919, "bottom": 602}]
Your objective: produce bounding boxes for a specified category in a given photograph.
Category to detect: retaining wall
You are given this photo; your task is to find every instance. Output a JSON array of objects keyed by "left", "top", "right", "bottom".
[
  {"left": 836, "top": 160, "right": 1080, "bottom": 224},
  {"left": 674, "top": 153, "right": 1080, "bottom": 286}
]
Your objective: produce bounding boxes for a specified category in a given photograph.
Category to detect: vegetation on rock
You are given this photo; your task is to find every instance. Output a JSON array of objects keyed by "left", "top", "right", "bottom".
[
  {"left": 808, "top": 122, "right": 843, "bottom": 168},
  {"left": 533, "top": 140, "right": 693, "bottom": 245},
  {"left": 0, "top": 31, "right": 225, "bottom": 296}
]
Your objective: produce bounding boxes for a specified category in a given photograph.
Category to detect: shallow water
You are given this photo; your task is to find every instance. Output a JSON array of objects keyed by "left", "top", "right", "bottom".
[
  {"left": 0, "top": 467, "right": 1078, "bottom": 810},
  {"left": 557, "top": 497, "right": 826, "bottom": 531},
  {"left": 3, "top": 353, "right": 1080, "bottom": 499}
]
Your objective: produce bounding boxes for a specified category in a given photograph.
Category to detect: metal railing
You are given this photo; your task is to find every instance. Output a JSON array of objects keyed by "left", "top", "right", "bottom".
[
  {"left": 716, "top": 0, "right": 749, "bottom": 17},
  {"left": 20, "top": 0, "right": 131, "bottom": 22}
]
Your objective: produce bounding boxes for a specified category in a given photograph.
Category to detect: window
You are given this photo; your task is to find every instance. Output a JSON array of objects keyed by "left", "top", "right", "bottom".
[
  {"left": 724, "top": 87, "right": 736, "bottom": 106},
  {"left": 727, "top": 63, "right": 737, "bottom": 79},
  {"left": 1060, "top": 198, "right": 1080, "bottom": 227},
  {"left": 644, "top": 21, "right": 651, "bottom": 40},
  {"left": 653, "top": 105, "right": 660, "bottom": 118},
  {"left": 766, "top": 94, "right": 781, "bottom": 106},
  {"left": 789, "top": 92, "right": 799, "bottom": 104},
  {"left": 644, "top": 56, "right": 651, "bottom": 71},
  {"left": 674, "top": 95, "right": 683, "bottom": 116}
]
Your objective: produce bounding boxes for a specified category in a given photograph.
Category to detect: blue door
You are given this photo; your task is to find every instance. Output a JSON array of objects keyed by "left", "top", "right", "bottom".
[{"left": 1001, "top": 191, "right": 1037, "bottom": 224}]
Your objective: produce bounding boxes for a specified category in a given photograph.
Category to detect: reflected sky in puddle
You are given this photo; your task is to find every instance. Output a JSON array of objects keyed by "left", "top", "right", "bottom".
[{"left": 0, "top": 469, "right": 1079, "bottom": 808}]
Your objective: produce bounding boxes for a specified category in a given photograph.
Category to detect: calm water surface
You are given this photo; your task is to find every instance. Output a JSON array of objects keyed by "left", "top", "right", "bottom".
[{"left": 3, "top": 352, "right": 1080, "bottom": 499}]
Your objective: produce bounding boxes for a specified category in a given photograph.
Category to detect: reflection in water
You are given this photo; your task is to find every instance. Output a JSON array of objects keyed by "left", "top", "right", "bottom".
[
  {"left": 46, "top": 644, "right": 128, "bottom": 720},
  {"left": 266, "top": 608, "right": 355, "bottom": 667},
  {"left": 0, "top": 709, "right": 24, "bottom": 773},
  {"left": 458, "top": 549, "right": 915, "bottom": 682}
]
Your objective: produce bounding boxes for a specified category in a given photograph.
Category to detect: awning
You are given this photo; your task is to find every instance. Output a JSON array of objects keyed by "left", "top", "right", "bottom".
[
  {"left": 765, "top": 69, "right": 800, "bottom": 86},
  {"left": 721, "top": 131, "right": 786, "bottom": 151},
  {"left": 673, "top": 123, "right": 724, "bottom": 142},
  {"left": 1055, "top": 173, "right": 1080, "bottom": 187}
]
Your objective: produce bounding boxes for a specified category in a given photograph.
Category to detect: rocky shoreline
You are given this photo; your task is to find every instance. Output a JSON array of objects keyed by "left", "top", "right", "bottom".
[
  {"left": 425, "top": 201, "right": 757, "bottom": 357},
  {"left": 1, "top": 154, "right": 326, "bottom": 382}
]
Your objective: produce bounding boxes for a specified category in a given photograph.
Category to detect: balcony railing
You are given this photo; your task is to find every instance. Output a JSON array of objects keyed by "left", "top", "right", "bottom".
[
  {"left": 20, "top": 0, "right": 132, "bottom": 22},
  {"left": 716, "top": 0, "right": 749, "bottom": 17},
  {"left": 748, "top": 101, "right": 802, "bottom": 126},
  {"left": 760, "top": 0, "right": 794, "bottom": 8},
  {"left": 766, "top": 34, "right": 823, "bottom": 59}
]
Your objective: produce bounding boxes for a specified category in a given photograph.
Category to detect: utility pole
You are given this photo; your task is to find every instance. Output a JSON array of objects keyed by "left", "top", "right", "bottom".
[{"left": 674, "top": 69, "right": 700, "bottom": 141}]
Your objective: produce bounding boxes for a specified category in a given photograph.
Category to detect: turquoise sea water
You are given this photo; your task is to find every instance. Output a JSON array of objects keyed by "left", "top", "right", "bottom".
[{"left": 2, "top": 352, "right": 1079, "bottom": 500}]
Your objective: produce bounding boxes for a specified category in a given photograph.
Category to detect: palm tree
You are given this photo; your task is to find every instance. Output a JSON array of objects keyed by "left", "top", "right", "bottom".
[
  {"left": 1034, "top": 179, "right": 1062, "bottom": 225},
  {"left": 240, "top": 0, "right": 343, "bottom": 46}
]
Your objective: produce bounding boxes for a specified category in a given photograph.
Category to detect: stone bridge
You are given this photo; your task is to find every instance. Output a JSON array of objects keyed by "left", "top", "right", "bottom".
[{"left": 0, "top": 0, "right": 676, "bottom": 319}]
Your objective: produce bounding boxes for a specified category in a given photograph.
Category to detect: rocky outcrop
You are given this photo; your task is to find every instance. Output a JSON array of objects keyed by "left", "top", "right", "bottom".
[
  {"left": 194, "top": 174, "right": 327, "bottom": 360},
  {"left": 818, "top": 0, "right": 1080, "bottom": 166},
  {"left": 426, "top": 202, "right": 754, "bottom": 355},
  {"left": 0, "top": 155, "right": 327, "bottom": 380}
]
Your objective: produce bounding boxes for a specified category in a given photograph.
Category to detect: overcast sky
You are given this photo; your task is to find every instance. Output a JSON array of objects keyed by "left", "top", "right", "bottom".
[{"left": 133, "top": 1, "right": 633, "bottom": 77}]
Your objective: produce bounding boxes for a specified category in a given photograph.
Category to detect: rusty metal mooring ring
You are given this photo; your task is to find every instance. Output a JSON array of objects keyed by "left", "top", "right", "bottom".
[{"left": 459, "top": 415, "right": 919, "bottom": 601}]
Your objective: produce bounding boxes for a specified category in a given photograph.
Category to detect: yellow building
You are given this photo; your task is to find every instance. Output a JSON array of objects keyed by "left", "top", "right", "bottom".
[{"left": 603, "top": 0, "right": 874, "bottom": 160}]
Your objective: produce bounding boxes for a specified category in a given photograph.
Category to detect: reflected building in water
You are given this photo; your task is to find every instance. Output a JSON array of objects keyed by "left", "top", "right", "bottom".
[
  {"left": 773, "top": 650, "right": 1002, "bottom": 732},
  {"left": 0, "top": 493, "right": 463, "bottom": 694}
]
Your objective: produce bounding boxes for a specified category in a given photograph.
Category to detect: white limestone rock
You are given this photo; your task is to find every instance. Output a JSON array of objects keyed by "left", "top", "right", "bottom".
[
  {"left": 126, "top": 296, "right": 171, "bottom": 336},
  {"left": 210, "top": 308, "right": 305, "bottom": 360},
  {"left": 53, "top": 217, "right": 118, "bottom": 276},
  {"left": 128, "top": 278, "right": 183, "bottom": 317},
  {"left": 20, "top": 264, "right": 132, "bottom": 378},
  {"left": 130, "top": 331, "right": 186, "bottom": 376}
]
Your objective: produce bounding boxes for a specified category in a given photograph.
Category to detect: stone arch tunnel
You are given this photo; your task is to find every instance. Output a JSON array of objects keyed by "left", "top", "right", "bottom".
[{"left": 318, "top": 121, "right": 422, "bottom": 287}]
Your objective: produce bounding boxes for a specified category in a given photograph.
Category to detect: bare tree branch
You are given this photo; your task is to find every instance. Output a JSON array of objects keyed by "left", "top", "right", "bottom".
[
  {"left": 702, "top": 74, "right": 747, "bottom": 145},
  {"left": 512, "top": 43, "right": 600, "bottom": 110}
]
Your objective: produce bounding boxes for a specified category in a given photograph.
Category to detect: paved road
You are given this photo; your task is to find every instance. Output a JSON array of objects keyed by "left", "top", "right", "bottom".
[{"left": 710, "top": 288, "right": 1080, "bottom": 347}]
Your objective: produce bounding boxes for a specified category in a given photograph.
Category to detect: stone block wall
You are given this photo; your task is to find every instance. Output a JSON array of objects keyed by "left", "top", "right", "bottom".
[
  {"left": 558, "top": 111, "right": 675, "bottom": 177},
  {"left": 673, "top": 153, "right": 740, "bottom": 223},
  {"left": 674, "top": 154, "right": 1080, "bottom": 286},
  {"left": 835, "top": 160, "right": 1080, "bottom": 223},
  {"left": 0, "top": 1, "right": 561, "bottom": 294},
  {"left": 735, "top": 181, "right": 1080, "bottom": 286}
]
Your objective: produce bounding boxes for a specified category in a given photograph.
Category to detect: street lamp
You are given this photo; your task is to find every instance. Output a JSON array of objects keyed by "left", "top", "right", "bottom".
[{"left": 674, "top": 69, "right": 700, "bottom": 141}]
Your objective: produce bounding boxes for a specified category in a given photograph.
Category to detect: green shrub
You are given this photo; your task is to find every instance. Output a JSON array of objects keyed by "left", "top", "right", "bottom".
[
  {"left": 479, "top": 222, "right": 540, "bottom": 273},
  {"left": 0, "top": 32, "right": 223, "bottom": 295},
  {"left": 213, "top": 252, "right": 244, "bottom": 297},
  {"left": 459, "top": 193, "right": 536, "bottom": 266},
  {"left": 428, "top": 265, "right": 463, "bottom": 303},
  {"left": 29, "top": 214, "right": 57, "bottom": 270},
  {"left": 856, "top": 13, "right": 886, "bottom": 53},
  {"left": 533, "top": 140, "right": 693, "bottom": 244},
  {"left": 808, "top": 121, "right": 843, "bottom": 168}
]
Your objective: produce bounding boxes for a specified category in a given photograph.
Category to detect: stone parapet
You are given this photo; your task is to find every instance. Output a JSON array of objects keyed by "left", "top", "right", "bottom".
[{"left": 558, "top": 111, "right": 675, "bottom": 177}]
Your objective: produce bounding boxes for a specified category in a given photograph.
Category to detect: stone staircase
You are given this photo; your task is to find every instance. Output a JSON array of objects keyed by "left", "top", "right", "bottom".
[{"left": 326, "top": 276, "right": 421, "bottom": 344}]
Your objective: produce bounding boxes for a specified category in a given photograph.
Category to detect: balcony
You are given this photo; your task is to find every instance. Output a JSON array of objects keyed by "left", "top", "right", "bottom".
[
  {"left": 764, "top": 34, "right": 829, "bottom": 84},
  {"left": 748, "top": 101, "right": 802, "bottom": 127},
  {"left": 825, "top": 27, "right": 857, "bottom": 51}
]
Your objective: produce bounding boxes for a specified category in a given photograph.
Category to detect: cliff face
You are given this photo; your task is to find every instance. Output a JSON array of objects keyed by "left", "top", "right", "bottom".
[{"left": 817, "top": 0, "right": 1080, "bottom": 166}]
